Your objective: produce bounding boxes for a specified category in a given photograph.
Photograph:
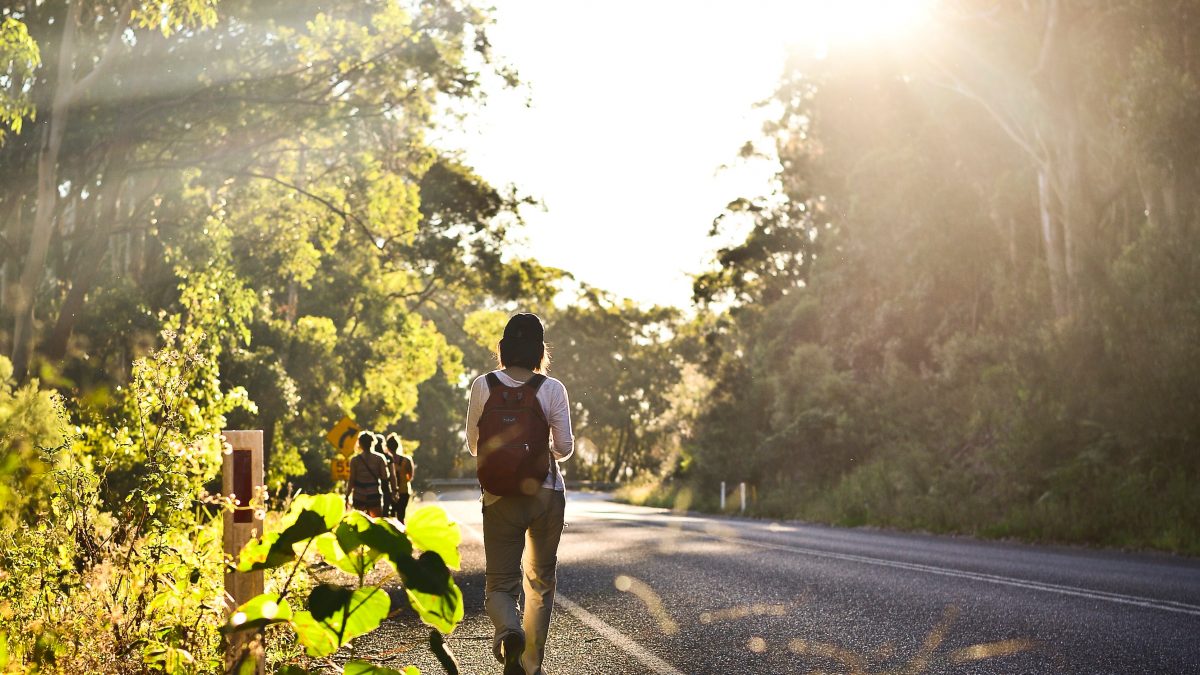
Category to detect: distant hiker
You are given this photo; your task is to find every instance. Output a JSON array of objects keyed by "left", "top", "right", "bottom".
[
  {"left": 373, "top": 431, "right": 395, "bottom": 516},
  {"left": 465, "top": 312, "right": 574, "bottom": 675},
  {"left": 347, "top": 430, "right": 391, "bottom": 517},
  {"left": 385, "top": 432, "right": 415, "bottom": 522}
]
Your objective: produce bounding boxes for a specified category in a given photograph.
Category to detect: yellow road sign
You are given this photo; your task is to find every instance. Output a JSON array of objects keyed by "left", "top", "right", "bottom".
[
  {"left": 326, "top": 416, "right": 361, "bottom": 458},
  {"left": 331, "top": 456, "right": 351, "bottom": 481}
]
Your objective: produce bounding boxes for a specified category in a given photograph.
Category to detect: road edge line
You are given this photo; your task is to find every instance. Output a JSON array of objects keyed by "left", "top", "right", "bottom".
[
  {"left": 554, "top": 594, "right": 687, "bottom": 675},
  {"left": 582, "top": 513, "right": 1200, "bottom": 618}
]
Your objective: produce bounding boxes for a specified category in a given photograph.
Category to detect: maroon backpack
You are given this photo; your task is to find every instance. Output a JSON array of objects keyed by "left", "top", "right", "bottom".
[{"left": 476, "top": 373, "right": 551, "bottom": 496}]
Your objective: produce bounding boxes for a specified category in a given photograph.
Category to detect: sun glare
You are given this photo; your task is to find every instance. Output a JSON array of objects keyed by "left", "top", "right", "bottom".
[{"left": 769, "top": 0, "right": 936, "bottom": 51}]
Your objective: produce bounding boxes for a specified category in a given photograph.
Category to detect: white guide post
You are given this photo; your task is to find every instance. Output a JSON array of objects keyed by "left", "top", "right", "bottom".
[
  {"left": 740, "top": 482, "right": 747, "bottom": 513},
  {"left": 720, "top": 481, "right": 726, "bottom": 510},
  {"left": 222, "top": 430, "right": 265, "bottom": 675}
]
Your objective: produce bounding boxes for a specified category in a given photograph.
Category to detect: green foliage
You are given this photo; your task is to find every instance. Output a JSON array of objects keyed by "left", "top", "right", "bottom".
[
  {"left": 0, "top": 328, "right": 248, "bottom": 671},
  {"left": 0, "top": 356, "right": 71, "bottom": 522},
  {"left": 2, "top": 0, "right": 548, "bottom": 497},
  {"left": 0, "top": 16, "right": 39, "bottom": 145},
  {"left": 292, "top": 586, "right": 390, "bottom": 657},
  {"left": 403, "top": 505, "right": 462, "bottom": 571},
  {"left": 541, "top": 292, "right": 686, "bottom": 482},
  {"left": 677, "top": 2, "right": 1200, "bottom": 554},
  {"left": 693, "top": 195, "right": 818, "bottom": 307},
  {"left": 226, "top": 495, "right": 464, "bottom": 667},
  {"left": 224, "top": 593, "right": 296, "bottom": 635},
  {"left": 130, "top": 0, "right": 219, "bottom": 37}
]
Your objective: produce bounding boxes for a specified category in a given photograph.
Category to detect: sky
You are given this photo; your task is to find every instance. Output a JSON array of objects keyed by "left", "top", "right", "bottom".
[
  {"left": 444, "top": 1, "right": 789, "bottom": 308},
  {"left": 444, "top": 1, "right": 934, "bottom": 308}
]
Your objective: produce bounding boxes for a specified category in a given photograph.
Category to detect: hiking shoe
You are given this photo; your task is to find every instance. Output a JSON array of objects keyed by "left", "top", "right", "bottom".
[{"left": 501, "top": 632, "right": 524, "bottom": 675}]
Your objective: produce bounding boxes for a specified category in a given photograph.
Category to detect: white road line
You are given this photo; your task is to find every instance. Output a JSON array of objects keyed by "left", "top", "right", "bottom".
[
  {"left": 582, "top": 512, "right": 1200, "bottom": 618},
  {"left": 554, "top": 594, "right": 687, "bottom": 675},
  {"left": 714, "top": 535, "right": 1200, "bottom": 617},
  {"left": 456, "top": 519, "right": 688, "bottom": 675}
]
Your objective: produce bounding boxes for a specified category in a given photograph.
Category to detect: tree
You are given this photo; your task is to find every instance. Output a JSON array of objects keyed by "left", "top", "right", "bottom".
[
  {"left": 4, "top": 1, "right": 218, "bottom": 380},
  {"left": 682, "top": 2, "right": 1200, "bottom": 548},
  {"left": 544, "top": 292, "right": 683, "bottom": 482},
  {"left": 0, "top": 1, "right": 560, "bottom": 492}
]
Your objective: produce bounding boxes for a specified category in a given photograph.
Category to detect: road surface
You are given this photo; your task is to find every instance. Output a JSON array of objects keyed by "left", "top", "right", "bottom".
[{"left": 334, "top": 490, "right": 1200, "bottom": 674}]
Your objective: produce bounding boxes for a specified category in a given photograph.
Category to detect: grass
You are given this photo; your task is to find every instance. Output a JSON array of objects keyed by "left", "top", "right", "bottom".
[{"left": 615, "top": 463, "right": 1200, "bottom": 557}]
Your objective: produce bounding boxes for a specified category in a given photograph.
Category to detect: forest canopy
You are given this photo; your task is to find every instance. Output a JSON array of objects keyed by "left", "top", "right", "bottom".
[{"left": 684, "top": 0, "right": 1200, "bottom": 551}]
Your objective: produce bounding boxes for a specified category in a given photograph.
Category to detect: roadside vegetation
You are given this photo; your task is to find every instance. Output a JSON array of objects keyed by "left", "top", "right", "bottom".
[
  {"left": 0, "top": 1, "right": 488, "bottom": 671},
  {"left": 631, "top": 2, "right": 1200, "bottom": 556}
]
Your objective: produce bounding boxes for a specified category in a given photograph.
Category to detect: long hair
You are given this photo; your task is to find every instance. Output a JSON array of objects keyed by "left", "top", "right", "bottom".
[{"left": 497, "top": 313, "right": 551, "bottom": 372}]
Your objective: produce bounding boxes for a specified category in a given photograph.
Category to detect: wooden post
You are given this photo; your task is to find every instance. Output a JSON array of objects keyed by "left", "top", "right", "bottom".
[{"left": 222, "top": 430, "right": 265, "bottom": 674}]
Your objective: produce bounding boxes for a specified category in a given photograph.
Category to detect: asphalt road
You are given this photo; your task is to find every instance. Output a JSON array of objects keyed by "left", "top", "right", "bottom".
[{"left": 333, "top": 490, "right": 1200, "bottom": 674}]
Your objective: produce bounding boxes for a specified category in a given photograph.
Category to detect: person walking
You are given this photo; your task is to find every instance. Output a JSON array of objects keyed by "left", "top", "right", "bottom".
[
  {"left": 346, "top": 431, "right": 391, "bottom": 517},
  {"left": 385, "top": 432, "right": 415, "bottom": 522},
  {"left": 373, "top": 431, "right": 397, "bottom": 516},
  {"left": 465, "top": 313, "right": 573, "bottom": 675}
]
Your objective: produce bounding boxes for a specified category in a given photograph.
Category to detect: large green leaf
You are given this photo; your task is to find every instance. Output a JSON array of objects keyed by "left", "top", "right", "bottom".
[
  {"left": 308, "top": 584, "right": 355, "bottom": 621},
  {"left": 315, "top": 514, "right": 383, "bottom": 577},
  {"left": 397, "top": 550, "right": 452, "bottom": 595},
  {"left": 402, "top": 553, "right": 464, "bottom": 634},
  {"left": 357, "top": 516, "right": 414, "bottom": 567},
  {"left": 220, "top": 593, "right": 293, "bottom": 634},
  {"left": 237, "top": 509, "right": 328, "bottom": 571},
  {"left": 314, "top": 533, "right": 353, "bottom": 575},
  {"left": 404, "top": 505, "right": 462, "bottom": 570},
  {"left": 290, "top": 493, "right": 346, "bottom": 530},
  {"left": 290, "top": 584, "right": 390, "bottom": 657},
  {"left": 353, "top": 516, "right": 462, "bottom": 633},
  {"left": 406, "top": 585, "right": 463, "bottom": 635},
  {"left": 356, "top": 518, "right": 443, "bottom": 593},
  {"left": 344, "top": 660, "right": 420, "bottom": 675},
  {"left": 236, "top": 494, "right": 344, "bottom": 571},
  {"left": 290, "top": 611, "right": 339, "bottom": 657},
  {"left": 337, "top": 510, "right": 375, "bottom": 549}
]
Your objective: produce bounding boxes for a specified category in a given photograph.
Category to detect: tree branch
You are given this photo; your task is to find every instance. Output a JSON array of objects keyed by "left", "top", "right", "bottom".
[
  {"left": 72, "top": 0, "right": 136, "bottom": 100},
  {"left": 922, "top": 61, "right": 1042, "bottom": 163},
  {"left": 148, "top": 161, "right": 383, "bottom": 247}
]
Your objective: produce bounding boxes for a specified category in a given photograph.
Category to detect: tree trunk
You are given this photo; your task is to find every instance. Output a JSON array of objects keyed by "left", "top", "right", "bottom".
[
  {"left": 1, "top": 195, "right": 25, "bottom": 324},
  {"left": 11, "top": 1, "right": 81, "bottom": 380},
  {"left": 44, "top": 166, "right": 126, "bottom": 361},
  {"left": 606, "top": 423, "right": 631, "bottom": 483},
  {"left": 1036, "top": 167, "right": 1069, "bottom": 318},
  {"left": 263, "top": 417, "right": 277, "bottom": 487}
]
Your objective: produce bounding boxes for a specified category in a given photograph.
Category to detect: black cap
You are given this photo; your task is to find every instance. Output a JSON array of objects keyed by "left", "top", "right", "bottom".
[{"left": 503, "top": 313, "right": 544, "bottom": 341}]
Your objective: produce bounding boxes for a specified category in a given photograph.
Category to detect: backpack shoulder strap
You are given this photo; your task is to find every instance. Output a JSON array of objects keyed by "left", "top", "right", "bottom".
[
  {"left": 527, "top": 373, "right": 548, "bottom": 393},
  {"left": 524, "top": 374, "right": 550, "bottom": 425},
  {"left": 362, "top": 454, "right": 382, "bottom": 482},
  {"left": 484, "top": 372, "right": 502, "bottom": 390}
]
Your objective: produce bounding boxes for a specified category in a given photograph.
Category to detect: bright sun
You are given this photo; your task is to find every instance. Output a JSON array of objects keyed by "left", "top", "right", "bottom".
[{"left": 772, "top": 0, "right": 937, "bottom": 48}]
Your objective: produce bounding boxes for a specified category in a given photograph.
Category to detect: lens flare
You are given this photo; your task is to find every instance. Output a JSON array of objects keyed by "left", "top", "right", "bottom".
[{"left": 765, "top": 0, "right": 937, "bottom": 52}]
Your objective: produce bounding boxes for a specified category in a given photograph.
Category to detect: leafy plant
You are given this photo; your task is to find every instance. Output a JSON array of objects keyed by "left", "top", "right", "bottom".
[
  {"left": 0, "top": 306, "right": 256, "bottom": 671},
  {"left": 224, "top": 495, "right": 464, "bottom": 674}
]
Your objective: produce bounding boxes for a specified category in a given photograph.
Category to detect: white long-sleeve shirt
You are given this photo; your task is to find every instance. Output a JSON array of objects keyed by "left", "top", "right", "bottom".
[{"left": 465, "top": 370, "right": 574, "bottom": 503}]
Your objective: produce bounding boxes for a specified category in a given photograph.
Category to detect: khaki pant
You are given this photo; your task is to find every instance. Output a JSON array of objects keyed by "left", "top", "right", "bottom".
[{"left": 482, "top": 488, "right": 566, "bottom": 675}]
